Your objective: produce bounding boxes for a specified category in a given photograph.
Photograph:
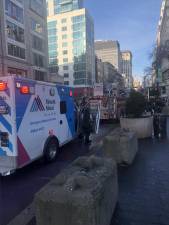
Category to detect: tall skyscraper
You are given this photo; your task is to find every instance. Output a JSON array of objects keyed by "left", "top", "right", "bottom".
[
  {"left": 47, "top": 0, "right": 95, "bottom": 87},
  {"left": 121, "top": 51, "right": 133, "bottom": 89},
  {"left": 95, "top": 40, "right": 122, "bottom": 73},
  {"left": 0, "top": 0, "right": 49, "bottom": 81}
]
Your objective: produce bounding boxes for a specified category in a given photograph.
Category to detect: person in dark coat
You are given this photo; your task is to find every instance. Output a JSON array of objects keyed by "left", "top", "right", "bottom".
[{"left": 82, "top": 107, "right": 92, "bottom": 144}]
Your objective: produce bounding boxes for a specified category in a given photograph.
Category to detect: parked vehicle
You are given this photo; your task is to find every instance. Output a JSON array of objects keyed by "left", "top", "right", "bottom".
[
  {"left": 90, "top": 96, "right": 117, "bottom": 121},
  {"left": 0, "top": 76, "right": 79, "bottom": 176}
]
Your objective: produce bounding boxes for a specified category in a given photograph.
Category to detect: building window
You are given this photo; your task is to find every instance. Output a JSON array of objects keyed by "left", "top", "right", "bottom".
[
  {"left": 49, "top": 58, "right": 58, "bottom": 65},
  {"left": 48, "top": 28, "right": 57, "bottom": 36},
  {"left": 6, "top": 21, "right": 24, "bottom": 43},
  {"left": 63, "top": 50, "right": 68, "bottom": 55},
  {"left": 30, "top": 0, "right": 44, "bottom": 17},
  {"left": 62, "top": 42, "right": 68, "bottom": 47},
  {"left": 8, "top": 43, "right": 25, "bottom": 59},
  {"left": 49, "top": 66, "right": 58, "bottom": 73},
  {"left": 72, "top": 23, "right": 84, "bottom": 31},
  {"left": 5, "top": 0, "right": 24, "bottom": 24},
  {"left": 48, "top": 43, "right": 57, "bottom": 51},
  {"left": 49, "top": 51, "right": 58, "bottom": 58},
  {"left": 74, "top": 63, "right": 86, "bottom": 71},
  {"left": 34, "top": 70, "right": 45, "bottom": 81},
  {"left": 32, "top": 35, "right": 43, "bottom": 51},
  {"left": 60, "top": 101, "right": 67, "bottom": 114},
  {"left": 62, "top": 27, "right": 67, "bottom": 31},
  {"left": 64, "top": 73, "right": 69, "bottom": 78},
  {"left": 63, "top": 65, "right": 69, "bottom": 70},
  {"left": 61, "top": 18, "right": 67, "bottom": 23},
  {"left": 48, "top": 21, "right": 57, "bottom": 28},
  {"left": 31, "top": 19, "right": 43, "bottom": 34},
  {"left": 64, "top": 81, "right": 69, "bottom": 86},
  {"left": 74, "top": 79, "right": 86, "bottom": 85},
  {"left": 8, "top": 67, "right": 27, "bottom": 77},
  {"left": 48, "top": 36, "right": 57, "bottom": 43},
  {"left": 54, "top": 1, "right": 73, "bottom": 14},
  {"left": 33, "top": 53, "right": 44, "bottom": 67},
  {"left": 62, "top": 34, "right": 67, "bottom": 39},
  {"left": 73, "top": 71, "right": 86, "bottom": 79},
  {"left": 72, "top": 15, "right": 85, "bottom": 24},
  {"left": 63, "top": 58, "right": 68, "bottom": 63},
  {"left": 73, "top": 31, "right": 84, "bottom": 39}
]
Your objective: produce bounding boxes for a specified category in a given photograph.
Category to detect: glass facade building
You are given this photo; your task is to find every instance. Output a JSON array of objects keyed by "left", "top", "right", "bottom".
[{"left": 47, "top": 0, "right": 95, "bottom": 86}]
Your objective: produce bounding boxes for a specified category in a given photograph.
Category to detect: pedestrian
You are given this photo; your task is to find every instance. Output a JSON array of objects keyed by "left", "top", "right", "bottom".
[{"left": 82, "top": 107, "right": 93, "bottom": 144}]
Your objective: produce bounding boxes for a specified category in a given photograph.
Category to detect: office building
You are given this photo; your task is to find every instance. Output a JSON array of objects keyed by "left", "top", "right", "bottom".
[
  {"left": 103, "top": 62, "right": 124, "bottom": 90},
  {"left": 95, "top": 40, "right": 122, "bottom": 73},
  {"left": 0, "top": 0, "right": 49, "bottom": 81},
  {"left": 155, "top": 0, "right": 169, "bottom": 96},
  {"left": 121, "top": 50, "right": 133, "bottom": 89},
  {"left": 47, "top": 0, "right": 95, "bottom": 87}
]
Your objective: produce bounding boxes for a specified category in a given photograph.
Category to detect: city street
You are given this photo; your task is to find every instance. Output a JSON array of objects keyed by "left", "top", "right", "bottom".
[{"left": 0, "top": 124, "right": 114, "bottom": 225}]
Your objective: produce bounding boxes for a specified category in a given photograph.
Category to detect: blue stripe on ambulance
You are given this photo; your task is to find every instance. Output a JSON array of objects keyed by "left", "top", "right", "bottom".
[
  {"left": 9, "top": 141, "right": 13, "bottom": 152},
  {"left": 0, "top": 115, "right": 12, "bottom": 134},
  {"left": 0, "top": 148, "right": 6, "bottom": 156}
]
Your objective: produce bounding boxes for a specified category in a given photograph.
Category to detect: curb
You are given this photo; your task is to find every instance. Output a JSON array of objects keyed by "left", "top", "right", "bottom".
[{"left": 7, "top": 203, "right": 35, "bottom": 225}]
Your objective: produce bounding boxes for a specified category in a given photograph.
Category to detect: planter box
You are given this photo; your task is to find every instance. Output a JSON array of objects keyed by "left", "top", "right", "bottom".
[
  {"left": 120, "top": 117, "right": 153, "bottom": 139},
  {"left": 35, "top": 156, "right": 118, "bottom": 225},
  {"left": 103, "top": 128, "right": 138, "bottom": 165}
]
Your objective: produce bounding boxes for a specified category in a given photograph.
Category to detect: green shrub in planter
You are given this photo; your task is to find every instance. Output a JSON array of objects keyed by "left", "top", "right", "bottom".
[{"left": 126, "top": 91, "right": 147, "bottom": 118}]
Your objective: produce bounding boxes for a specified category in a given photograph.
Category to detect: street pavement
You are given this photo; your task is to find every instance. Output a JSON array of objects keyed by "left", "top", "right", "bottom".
[
  {"left": 111, "top": 138, "right": 169, "bottom": 225},
  {"left": 0, "top": 124, "right": 114, "bottom": 225}
]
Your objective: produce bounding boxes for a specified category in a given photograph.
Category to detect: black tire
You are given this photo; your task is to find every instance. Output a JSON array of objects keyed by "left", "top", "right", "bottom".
[{"left": 44, "top": 138, "right": 58, "bottom": 162}]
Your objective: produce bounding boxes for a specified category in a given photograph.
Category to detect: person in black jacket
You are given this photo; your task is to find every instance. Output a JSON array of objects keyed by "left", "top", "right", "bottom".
[{"left": 82, "top": 107, "right": 92, "bottom": 144}]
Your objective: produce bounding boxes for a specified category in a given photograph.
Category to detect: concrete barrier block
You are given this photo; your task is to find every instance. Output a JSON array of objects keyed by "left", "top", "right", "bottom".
[
  {"left": 103, "top": 128, "right": 138, "bottom": 165},
  {"left": 35, "top": 155, "right": 118, "bottom": 225}
]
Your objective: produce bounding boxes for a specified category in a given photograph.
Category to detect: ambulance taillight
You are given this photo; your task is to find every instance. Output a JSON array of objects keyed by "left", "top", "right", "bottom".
[
  {"left": 0, "top": 82, "right": 7, "bottom": 91},
  {"left": 20, "top": 86, "right": 30, "bottom": 94}
]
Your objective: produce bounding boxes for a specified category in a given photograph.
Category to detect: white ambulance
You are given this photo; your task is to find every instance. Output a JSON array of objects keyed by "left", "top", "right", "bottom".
[{"left": 0, "top": 76, "right": 78, "bottom": 176}]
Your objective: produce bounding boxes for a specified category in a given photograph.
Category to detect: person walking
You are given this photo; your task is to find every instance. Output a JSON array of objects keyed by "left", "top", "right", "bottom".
[{"left": 82, "top": 107, "right": 92, "bottom": 144}]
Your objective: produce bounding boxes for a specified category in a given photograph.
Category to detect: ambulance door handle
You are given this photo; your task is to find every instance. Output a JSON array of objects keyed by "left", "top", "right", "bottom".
[{"left": 60, "top": 120, "right": 63, "bottom": 125}]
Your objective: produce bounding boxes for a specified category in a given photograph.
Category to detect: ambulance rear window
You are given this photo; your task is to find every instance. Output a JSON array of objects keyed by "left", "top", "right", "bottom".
[{"left": 60, "top": 101, "right": 67, "bottom": 114}]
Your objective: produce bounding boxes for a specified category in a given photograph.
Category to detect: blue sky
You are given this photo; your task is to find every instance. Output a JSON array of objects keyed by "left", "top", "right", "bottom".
[{"left": 85, "top": 0, "right": 162, "bottom": 78}]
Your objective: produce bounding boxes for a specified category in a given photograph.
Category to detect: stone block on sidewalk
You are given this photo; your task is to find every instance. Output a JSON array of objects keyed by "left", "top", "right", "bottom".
[
  {"left": 35, "top": 155, "right": 118, "bottom": 225},
  {"left": 103, "top": 128, "right": 138, "bottom": 165}
]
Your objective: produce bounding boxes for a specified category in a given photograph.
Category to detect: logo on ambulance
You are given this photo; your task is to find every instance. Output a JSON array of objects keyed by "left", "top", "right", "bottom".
[{"left": 30, "top": 96, "right": 45, "bottom": 112}]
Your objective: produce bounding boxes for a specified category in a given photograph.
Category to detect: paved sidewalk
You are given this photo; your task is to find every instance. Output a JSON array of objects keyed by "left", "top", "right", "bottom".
[{"left": 111, "top": 138, "right": 169, "bottom": 225}]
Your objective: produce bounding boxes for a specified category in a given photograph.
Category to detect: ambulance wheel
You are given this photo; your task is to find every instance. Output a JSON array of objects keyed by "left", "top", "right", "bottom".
[{"left": 44, "top": 138, "right": 58, "bottom": 162}]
